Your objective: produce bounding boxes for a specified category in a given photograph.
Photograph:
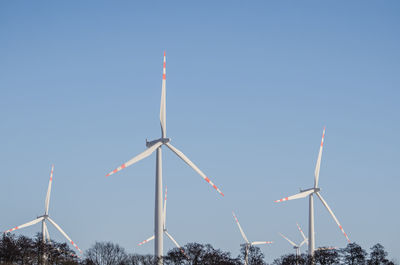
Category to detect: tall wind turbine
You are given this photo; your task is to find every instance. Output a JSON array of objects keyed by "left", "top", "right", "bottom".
[
  {"left": 232, "top": 212, "right": 273, "bottom": 265},
  {"left": 4, "top": 165, "right": 82, "bottom": 256},
  {"left": 279, "top": 223, "right": 308, "bottom": 257},
  {"left": 138, "top": 186, "right": 189, "bottom": 259},
  {"left": 274, "top": 128, "right": 350, "bottom": 256},
  {"left": 106, "top": 53, "right": 224, "bottom": 261}
]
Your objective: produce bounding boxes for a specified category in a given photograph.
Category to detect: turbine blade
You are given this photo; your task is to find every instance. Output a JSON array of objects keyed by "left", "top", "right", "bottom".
[
  {"left": 47, "top": 217, "right": 82, "bottom": 253},
  {"left": 299, "top": 238, "right": 308, "bottom": 247},
  {"left": 279, "top": 233, "right": 297, "bottom": 247},
  {"left": 106, "top": 141, "right": 163, "bottom": 177},
  {"left": 4, "top": 217, "right": 44, "bottom": 233},
  {"left": 160, "top": 52, "right": 167, "bottom": 138},
  {"left": 314, "top": 127, "right": 325, "bottom": 188},
  {"left": 316, "top": 192, "right": 350, "bottom": 243},
  {"left": 163, "top": 186, "right": 167, "bottom": 230},
  {"left": 251, "top": 241, "right": 273, "bottom": 246},
  {"left": 274, "top": 189, "right": 314, "bottom": 203},
  {"left": 297, "top": 223, "right": 307, "bottom": 241},
  {"left": 165, "top": 143, "right": 224, "bottom": 196},
  {"left": 164, "top": 231, "right": 182, "bottom": 249},
  {"left": 165, "top": 231, "right": 189, "bottom": 259},
  {"left": 45, "top": 164, "right": 54, "bottom": 215},
  {"left": 138, "top": 235, "right": 155, "bottom": 246},
  {"left": 232, "top": 212, "right": 249, "bottom": 243}
]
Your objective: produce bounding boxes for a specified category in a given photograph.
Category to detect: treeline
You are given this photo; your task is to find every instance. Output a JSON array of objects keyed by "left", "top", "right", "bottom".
[{"left": 0, "top": 234, "right": 397, "bottom": 265}]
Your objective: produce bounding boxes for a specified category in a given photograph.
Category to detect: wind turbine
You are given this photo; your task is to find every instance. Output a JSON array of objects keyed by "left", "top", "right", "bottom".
[
  {"left": 297, "top": 223, "right": 338, "bottom": 253},
  {"left": 4, "top": 165, "right": 82, "bottom": 256},
  {"left": 279, "top": 223, "right": 308, "bottom": 257},
  {"left": 232, "top": 212, "right": 273, "bottom": 265},
  {"left": 274, "top": 128, "right": 350, "bottom": 256},
  {"left": 106, "top": 52, "right": 224, "bottom": 262},
  {"left": 138, "top": 186, "right": 189, "bottom": 259}
]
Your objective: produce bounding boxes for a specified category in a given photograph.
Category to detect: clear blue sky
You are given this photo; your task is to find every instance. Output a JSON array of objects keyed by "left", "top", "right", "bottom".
[{"left": 1, "top": 0, "right": 399, "bottom": 262}]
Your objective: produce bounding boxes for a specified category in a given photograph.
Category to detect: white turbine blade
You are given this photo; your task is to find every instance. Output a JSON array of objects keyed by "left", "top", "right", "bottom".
[
  {"left": 314, "top": 127, "right": 325, "bottom": 188},
  {"left": 47, "top": 217, "right": 82, "bottom": 253},
  {"left": 251, "top": 241, "right": 273, "bottom": 246},
  {"left": 165, "top": 231, "right": 182, "bottom": 249},
  {"left": 299, "top": 238, "right": 308, "bottom": 247},
  {"left": 43, "top": 221, "right": 51, "bottom": 243},
  {"left": 165, "top": 231, "right": 189, "bottom": 259},
  {"left": 297, "top": 223, "right": 307, "bottom": 241},
  {"left": 232, "top": 212, "right": 249, "bottom": 243},
  {"left": 45, "top": 164, "right": 55, "bottom": 215},
  {"left": 138, "top": 235, "right": 155, "bottom": 246},
  {"left": 165, "top": 143, "right": 224, "bottom": 196},
  {"left": 106, "top": 141, "right": 163, "bottom": 177},
  {"left": 316, "top": 192, "right": 351, "bottom": 243},
  {"left": 4, "top": 217, "right": 44, "bottom": 233},
  {"left": 279, "top": 233, "right": 297, "bottom": 247},
  {"left": 163, "top": 186, "right": 167, "bottom": 230},
  {"left": 274, "top": 189, "right": 314, "bottom": 203},
  {"left": 160, "top": 52, "right": 167, "bottom": 138}
]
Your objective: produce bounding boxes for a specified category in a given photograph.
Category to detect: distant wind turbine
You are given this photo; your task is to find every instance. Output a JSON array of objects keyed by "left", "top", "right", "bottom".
[
  {"left": 106, "top": 52, "right": 224, "bottom": 262},
  {"left": 274, "top": 128, "right": 350, "bottom": 256},
  {"left": 4, "top": 165, "right": 82, "bottom": 256},
  {"left": 232, "top": 212, "right": 273, "bottom": 265},
  {"left": 279, "top": 223, "right": 308, "bottom": 257},
  {"left": 138, "top": 186, "right": 189, "bottom": 259}
]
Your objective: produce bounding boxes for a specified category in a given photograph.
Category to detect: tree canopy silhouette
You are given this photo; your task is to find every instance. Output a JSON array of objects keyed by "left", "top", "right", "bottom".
[{"left": 0, "top": 234, "right": 398, "bottom": 265}]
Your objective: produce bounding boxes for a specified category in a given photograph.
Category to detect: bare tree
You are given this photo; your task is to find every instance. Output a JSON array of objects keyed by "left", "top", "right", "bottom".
[
  {"left": 84, "top": 242, "right": 128, "bottom": 265},
  {"left": 368, "top": 244, "right": 390, "bottom": 265},
  {"left": 238, "top": 244, "right": 266, "bottom": 265},
  {"left": 341, "top": 243, "right": 367, "bottom": 265},
  {"left": 314, "top": 249, "right": 339, "bottom": 265}
]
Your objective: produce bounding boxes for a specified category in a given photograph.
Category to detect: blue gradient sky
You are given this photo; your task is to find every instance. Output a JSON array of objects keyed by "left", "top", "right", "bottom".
[{"left": 1, "top": 0, "right": 399, "bottom": 262}]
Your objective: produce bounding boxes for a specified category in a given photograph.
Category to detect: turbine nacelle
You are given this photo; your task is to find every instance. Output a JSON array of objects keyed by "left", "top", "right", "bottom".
[
  {"left": 299, "top": 187, "right": 320, "bottom": 193},
  {"left": 37, "top": 214, "right": 49, "bottom": 219},
  {"left": 146, "top": 138, "right": 171, "bottom": 148}
]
